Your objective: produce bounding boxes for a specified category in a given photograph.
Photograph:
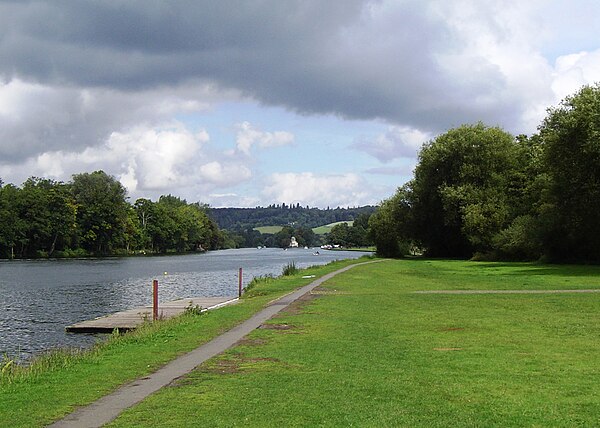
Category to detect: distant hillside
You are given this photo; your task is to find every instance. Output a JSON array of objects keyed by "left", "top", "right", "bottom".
[
  {"left": 312, "top": 221, "right": 354, "bottom": 235},
  {"left": 208, "top": 205, "right": 376, "bottom": 231},
  {"left": 254, "top": 225, "right": 284, "bottom": 234},
  {"left": 254, "top": 221, "right": 354, "bottom": 236}
]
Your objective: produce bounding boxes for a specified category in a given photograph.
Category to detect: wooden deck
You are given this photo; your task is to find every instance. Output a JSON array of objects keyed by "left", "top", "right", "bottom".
[{"left": 66, "top": 297, "right": 238, "bottom": 333}]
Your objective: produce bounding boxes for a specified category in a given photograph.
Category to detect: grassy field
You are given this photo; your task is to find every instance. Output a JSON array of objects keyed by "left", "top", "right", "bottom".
[
  {"left": 0, "top": 259, "right": 364, "bottom": 428},
  {"left": 108, "top": 259, "right": 600, "bottom": 427},
  {"left": 312, "top": 220, "right": 354, "bottom": 235},
  {"left": 253, "top": 225, "right": 284, "bottom": 234},
  {"left": 254, "top": 221, "right": 354, "bottom": 236}
]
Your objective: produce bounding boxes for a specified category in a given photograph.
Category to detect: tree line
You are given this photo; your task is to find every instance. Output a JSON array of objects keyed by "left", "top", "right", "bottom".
[
  {"left": 0, "top": 171, "right": 224, "bottom": 259},
  {"left": 370, "top": 84, "right": 600, "bottom": 263},
  {"left": 209, "top": 205, "right": 376, "bottom": 230},
  {"left": 219, "top": 216, "right": 374, "bottom": 250}
]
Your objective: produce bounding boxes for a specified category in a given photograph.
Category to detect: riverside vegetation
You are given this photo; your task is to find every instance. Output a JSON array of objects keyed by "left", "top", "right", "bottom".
[
  {"left": 3, "top": 258, "right": 600, "bottom": 426},
  {"left": 369, "top": 84, "right": 600, "bottom": 263},
  {"left": 0, "top": 171, "right": 224, "bottom": 259}
]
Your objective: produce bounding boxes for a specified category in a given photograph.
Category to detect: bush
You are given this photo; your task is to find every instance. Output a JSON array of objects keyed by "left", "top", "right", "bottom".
[
  {"left": 492, "top": 215, "right": 542, "bottom": 260},
  {"left": 55, "top": 248, "right": 89, "bottom": 258}
]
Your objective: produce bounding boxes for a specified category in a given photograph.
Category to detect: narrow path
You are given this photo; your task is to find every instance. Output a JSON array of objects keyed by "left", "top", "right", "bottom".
[{"left": 50, "top": 260, "right": 381, "bottom": 428}]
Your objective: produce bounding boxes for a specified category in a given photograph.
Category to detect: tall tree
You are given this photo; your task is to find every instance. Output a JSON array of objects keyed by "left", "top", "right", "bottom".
[
  {"left": 71, "top": 171, "right": 129, "bottom": 255},
  {"left": 538, "top": 84, "right": 600, "bottom": 261},
  {"left": 18, "top": 178, "right": 77, "bottom": 257},
  {"left": 368, "top": 184, "right": 414, "bottom": 257},
  {"left": 0, "top": 183, "right": 25, "bottom": 259},
  {"left": 411, "top": 123, "right": 518, "bottom": 257}
]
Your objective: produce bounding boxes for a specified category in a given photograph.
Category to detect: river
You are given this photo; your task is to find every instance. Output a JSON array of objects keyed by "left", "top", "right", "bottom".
[{"left": 0, "top": 248, "right": 369, "bottom": 361}]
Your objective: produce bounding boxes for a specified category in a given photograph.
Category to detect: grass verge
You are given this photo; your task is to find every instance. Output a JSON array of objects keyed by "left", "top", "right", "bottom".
[
  {"left": 0, "top": 257, "right": 367, "bottom": 428},
  {"left": 108, "top": 259, "right": 600, "bottom": 427}
]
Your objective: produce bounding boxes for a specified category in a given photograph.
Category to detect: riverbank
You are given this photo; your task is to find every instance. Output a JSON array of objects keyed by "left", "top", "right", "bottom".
[
  {"left": 0, "top": 258, "right": 368, "bottom": 428},
  {"left": 109, "top": 259, "right": 600, "bottom": 426}
]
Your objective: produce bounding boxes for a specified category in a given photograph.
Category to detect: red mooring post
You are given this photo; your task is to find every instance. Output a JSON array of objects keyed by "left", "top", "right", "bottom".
[
  {"left": 153, "top": 279, "right": 159, "bottom": 321},
  {"left": 238, "top": 267, "right": 243, "bottom": 297}
]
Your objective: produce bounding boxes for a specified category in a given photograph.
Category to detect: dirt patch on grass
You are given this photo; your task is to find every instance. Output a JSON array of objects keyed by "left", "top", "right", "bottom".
[
  {"left": 200, "top": 358, "right": 242, "bottom": 374},
  {"left": 234, "top": 338, "right": 269, "bottom": 347},
  {"left": 439, "top": 327, "right": 464, "bottom": 331},
  {"left": 197, "top": 354, "right": 283, "bottom": 376},
  {"left": 280, "top": 290, "right": 321, "bottom": 316},
  {"left": 310, "top": 289, "right": 351, "bottom": 295}
]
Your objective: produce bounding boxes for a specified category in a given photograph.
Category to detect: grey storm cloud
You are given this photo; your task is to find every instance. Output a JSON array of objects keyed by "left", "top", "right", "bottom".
[{"left": 0, "top": 0, "right": 526, "bottom": 135}]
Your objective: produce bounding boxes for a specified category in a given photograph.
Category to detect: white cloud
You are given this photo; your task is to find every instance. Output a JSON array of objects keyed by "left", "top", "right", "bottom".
[
  {"left": 198, "top": 161, "right": 252, "bottom": 186},
  {"left": 234, "top": 121, "right": 294, "bottom": 155},
  {"left": 106, "top": 123, "right": 205, "bottom": 191},
  {"left": 552, "top": 49, "right": 600, "bottom": 100},
  {"left": 0, "top": 121, "right": 255, "bottom": 201},
  {"left": 430, "top": 0, "right": 556, "bottom": 133},
  {"left": 262, "top": 172, "right": 375, "bottom": 208},
  {"left": 206, "top": 193, "right": 261, "bottom": 208},
  {"left": 353, "top": 126, "right": 430, "bottom": 162}
]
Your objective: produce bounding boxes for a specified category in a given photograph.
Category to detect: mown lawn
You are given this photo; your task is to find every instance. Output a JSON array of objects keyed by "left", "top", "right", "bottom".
[
  {"left": 0, "top": 258, "right": 364, "bottom": 428},
  {"left": 109, "top": 259, "right": 600, "bottom": 427}
]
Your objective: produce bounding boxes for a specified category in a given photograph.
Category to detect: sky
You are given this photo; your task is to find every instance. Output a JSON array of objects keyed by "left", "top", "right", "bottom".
[{"left": 1, "top": 0, "right": 600, "bottom": 208}]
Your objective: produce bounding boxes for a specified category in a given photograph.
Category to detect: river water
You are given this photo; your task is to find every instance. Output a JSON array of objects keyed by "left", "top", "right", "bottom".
[{"left": 0, "top": 248, "right": 368, "bottom": 361}]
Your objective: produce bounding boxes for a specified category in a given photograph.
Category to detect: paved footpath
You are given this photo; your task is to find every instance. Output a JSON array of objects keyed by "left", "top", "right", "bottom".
[{"left": 50, "top": 260, "right": 380, "bottom": 428}]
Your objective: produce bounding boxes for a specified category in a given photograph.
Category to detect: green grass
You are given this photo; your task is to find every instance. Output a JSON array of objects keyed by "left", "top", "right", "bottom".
[
  {"left": 108, "top": 259, "right": 600, "bottom": 427},
  {"left": 253, "top": 225, "right": 284, "bottom": 234},
  {"left": 0, "top": 258, "right": 365, "bottom": 428},
  {"left": 312, "top": 220, "right": 354, "bottom": 235}
]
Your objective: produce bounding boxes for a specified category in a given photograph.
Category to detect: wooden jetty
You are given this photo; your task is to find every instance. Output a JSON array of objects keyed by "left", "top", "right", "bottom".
[{"left": 66, "top": 297, "right": 238, "bottom": 333}]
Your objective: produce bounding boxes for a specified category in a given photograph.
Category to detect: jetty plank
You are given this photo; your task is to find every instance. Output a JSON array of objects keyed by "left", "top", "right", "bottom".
[{"left": 66, "top": 297, "right": 238, "bottom": 333}]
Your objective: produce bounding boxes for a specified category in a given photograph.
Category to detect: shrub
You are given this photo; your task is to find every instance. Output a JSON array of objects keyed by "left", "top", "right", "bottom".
[{"left": 282, "top": 261, "right": 298, "bottom": 276}]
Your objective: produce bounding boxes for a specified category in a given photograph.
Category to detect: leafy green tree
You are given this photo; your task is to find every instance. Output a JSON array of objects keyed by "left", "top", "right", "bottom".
[
  {"left": 349, "top": 213, "right": 372, "bottom": 247},
  {"left": 411, "top": 123, "right": 519, "bottom": 257},
  {"left": 491, "top": 134, "right": 546, "bottom": 260},
  {"left": 133, "top": 196, "right": 221, "bottom": 253},
  {"left": 294, "top": 226, "right": 316, "bottom": 247},
  {"left": 0, "top": 183, "right": 25, "bottom": 259},
  {"left": 327, "top": 223, "right": 351, "bottom": 246},
  {"left": 17, "top": 178, "right": 77, "bottom": 257},
  {"left": 71, "top": 171, "right": 129, "bottom": 255},
  {"left": 273, "top": 226, "right": 293, "bottom": 248},
  {"left": 369, "top": 184, "right": 414, "bottom": 257},
  {"left": 538, "top": 84, "right": 600, "bottom": 261},
  {"left": 123, "top": 206, "right": 144, "bottom": 253}
]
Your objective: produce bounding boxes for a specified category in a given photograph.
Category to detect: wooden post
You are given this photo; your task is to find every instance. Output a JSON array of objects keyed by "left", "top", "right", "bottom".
[
  {"left": 238, "top": 267, "right": 243, "bottom": 297},
  {"left": 153, "top": 279, "right": 159, "bottom": 321}
]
